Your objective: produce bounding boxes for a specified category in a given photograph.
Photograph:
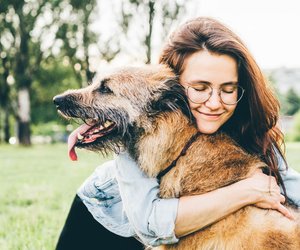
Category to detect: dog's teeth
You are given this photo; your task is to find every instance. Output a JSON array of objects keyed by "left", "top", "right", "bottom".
[
  {"left": 104, "top": 121, "right": 112, "bottom": 128},
  {"left": 94, "top": 129, "right": 100, "bottom": 133},
  {"left": 99, "top": 125, "right": 104, "bottom": 130},
  {"left": 77, "top": 133, "right": 84, "bottom": 140}
]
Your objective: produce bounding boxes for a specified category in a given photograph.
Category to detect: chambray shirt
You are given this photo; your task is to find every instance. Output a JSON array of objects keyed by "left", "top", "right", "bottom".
[{"left": 77, "top": 151, "right": 300, "bottom": 247}]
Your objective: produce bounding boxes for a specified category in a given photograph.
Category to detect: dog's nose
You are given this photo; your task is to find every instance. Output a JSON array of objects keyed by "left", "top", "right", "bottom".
[{"left": 53, "top": 95, "right": 64, "bottom": 107}]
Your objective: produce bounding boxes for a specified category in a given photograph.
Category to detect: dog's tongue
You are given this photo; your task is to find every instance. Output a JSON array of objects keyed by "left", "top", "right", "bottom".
[{"left": 68, "top": 123, "right": 92, "bottom": 161}]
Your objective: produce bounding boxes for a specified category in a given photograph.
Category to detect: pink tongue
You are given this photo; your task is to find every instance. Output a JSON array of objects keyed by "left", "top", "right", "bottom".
[{"left": 68, "top": 123, "right": 92, "bottom": 161}]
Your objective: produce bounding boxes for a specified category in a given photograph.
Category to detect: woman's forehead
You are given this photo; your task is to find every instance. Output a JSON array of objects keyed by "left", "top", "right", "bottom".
[{"left": 180, "top": 51, "right": 238, "bottom": 86}]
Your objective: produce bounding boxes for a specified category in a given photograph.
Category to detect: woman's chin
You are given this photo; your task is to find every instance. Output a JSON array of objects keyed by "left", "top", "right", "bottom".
[
  {"left": 197, "top": 126, "right": 219, "bottom": 134},
  {"left": 196, "top": 122, "right": 221, "bottom": 134}
]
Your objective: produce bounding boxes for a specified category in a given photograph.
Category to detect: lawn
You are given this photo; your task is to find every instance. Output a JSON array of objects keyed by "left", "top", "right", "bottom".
[
  {"left": 285, "top": 142, "right": 300, "bottom": 170},
  {"left": 0, "top": 142, "right": 299, "bottom": 250},
  {"left": 0, "top": 143, "right": 109, "bottom": 250}
]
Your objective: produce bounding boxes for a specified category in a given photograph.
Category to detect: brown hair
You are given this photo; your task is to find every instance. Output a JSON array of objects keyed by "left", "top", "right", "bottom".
[{"left": 159, "top": 17, "right": 288, "bottom": 194}]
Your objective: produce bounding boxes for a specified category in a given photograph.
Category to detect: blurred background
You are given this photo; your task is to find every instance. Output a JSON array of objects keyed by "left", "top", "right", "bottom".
[{"left": 0, "top": 0, "right": 299, "bottom": 249}]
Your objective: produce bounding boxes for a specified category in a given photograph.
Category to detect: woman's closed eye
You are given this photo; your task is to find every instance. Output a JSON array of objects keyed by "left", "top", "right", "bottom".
[
  {"left": 192, "top": 84, "right": 210, "bottom": 92},
  {"left": 221, "top": 85, "right": 238, "bottom": 94}
]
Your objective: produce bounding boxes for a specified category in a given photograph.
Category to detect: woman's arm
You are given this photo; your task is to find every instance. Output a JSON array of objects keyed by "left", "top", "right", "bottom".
[
  {"left": 175, "top": 171, "right": 293, "bottom": 237},
  {"left": 115, "top": 152, "right": 292, "bottom": 245},
  {"left": 115, "top": 152, "right": 179, "bottom": 246}
]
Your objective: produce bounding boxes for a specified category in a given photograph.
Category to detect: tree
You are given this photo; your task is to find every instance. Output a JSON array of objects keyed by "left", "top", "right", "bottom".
[
  {"left": 0, "top": 0, "right": 122, "bottom": 144},
  {"left": 0, "top": 0, "right": 60, "bottom": 145},
  {"left": 56, "top": 0, "right": 121, "bottom": 86},
  {"left": 285, "top": 88, "right": 300, "bottom": 116},
  {"left": 0, "top": 0, "right": 187, "bottom": 144},
  {"left": 31, "top": 56, "right": 81, "bottom": 124},
  {"left": 287, "top": 110, "right": 300, "bottom": 141},
  {"left": 0, "top": 51, "right": 12, "bottom": 143},
  {"left": 122, "top": 0, "right": 187, "bottom": 63}
]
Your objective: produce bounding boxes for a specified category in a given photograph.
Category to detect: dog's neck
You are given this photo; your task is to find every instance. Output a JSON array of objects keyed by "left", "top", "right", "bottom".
[{"left": 134, "top": 111, "right": 198, "bottom": 177}]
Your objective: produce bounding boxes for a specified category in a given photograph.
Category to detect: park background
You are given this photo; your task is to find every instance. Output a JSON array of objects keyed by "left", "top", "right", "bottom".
[{"left": 0, "top": 0, "right": 300, "bottom": 249}]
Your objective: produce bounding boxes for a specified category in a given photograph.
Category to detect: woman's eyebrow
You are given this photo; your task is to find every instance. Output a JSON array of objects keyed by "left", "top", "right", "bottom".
[
  {"left": 187, "top": 80, "right": 210, "bottom": 86},
  {"left": 220, "top": 81, "right": 239, "bottom": 86},
  {"left": 188, "top": 80, "right": 238, "bottom": 86}
]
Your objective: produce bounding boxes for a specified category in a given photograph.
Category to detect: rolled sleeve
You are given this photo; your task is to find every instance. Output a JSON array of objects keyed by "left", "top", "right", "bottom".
[
  {"left": 277, "top": 153, "right": 300, "bottom": 206},
  {"left": 148, "top": 198, "right": 179, "bottom": 246},
  {"left": 115, "top": 152, "right": 179, "bottom": 246},
  {"left": 77, "top": 160, "right": 135, "bottom": 237}
]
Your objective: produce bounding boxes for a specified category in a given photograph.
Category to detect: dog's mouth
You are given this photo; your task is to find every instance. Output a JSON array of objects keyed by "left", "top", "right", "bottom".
[{"left": 68, "top": 119, "right": 116, "bottom": 161}]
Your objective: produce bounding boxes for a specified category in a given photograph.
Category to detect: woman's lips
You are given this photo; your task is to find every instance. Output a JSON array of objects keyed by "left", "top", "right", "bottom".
[{"left": 198, "top": 111, "right": 224, "bottom": 120}]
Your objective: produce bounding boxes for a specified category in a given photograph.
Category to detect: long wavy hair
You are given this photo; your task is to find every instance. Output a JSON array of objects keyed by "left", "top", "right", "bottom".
[{"left": 159, "top": 17, "right": 288, "bottom": 195}]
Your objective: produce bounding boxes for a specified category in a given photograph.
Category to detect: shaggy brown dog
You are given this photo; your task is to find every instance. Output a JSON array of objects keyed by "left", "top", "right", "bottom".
[{"left": 54, "top": 65, "right": 300, "bottom": 250}]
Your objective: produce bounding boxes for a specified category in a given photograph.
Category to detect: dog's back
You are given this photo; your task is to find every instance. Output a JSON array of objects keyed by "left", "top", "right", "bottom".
[{"left": 151, "top": 131, "right": 300, "bottom": 250}]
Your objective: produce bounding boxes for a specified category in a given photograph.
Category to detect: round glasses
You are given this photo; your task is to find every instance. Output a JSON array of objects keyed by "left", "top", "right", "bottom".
[{"left": 186, "top": 83, "right": 245, "bottom": 105}]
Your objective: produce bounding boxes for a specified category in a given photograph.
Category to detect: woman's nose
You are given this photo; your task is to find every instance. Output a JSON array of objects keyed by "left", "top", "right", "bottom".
[{"left": 205, "top": 91, "right": 222, "bottom": 109}]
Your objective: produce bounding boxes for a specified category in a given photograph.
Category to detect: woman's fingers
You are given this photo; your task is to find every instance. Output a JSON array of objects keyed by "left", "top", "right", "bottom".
[
  {"left": 263, "top": 189, "right": 294, "bottom": 220},
  {"left": 279, "top": 194, "right": 285, "bottom": 203},
  {"left": 247, "top": 172, "right": 295, "bottom": 220},
  {"left": 276, "top": 203, "right": 295, "bottom": 220}
]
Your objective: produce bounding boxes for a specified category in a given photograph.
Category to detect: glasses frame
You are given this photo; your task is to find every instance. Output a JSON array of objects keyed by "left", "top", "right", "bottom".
[{"left": 186, "top": 84, "right": 245, "bottom": 105}]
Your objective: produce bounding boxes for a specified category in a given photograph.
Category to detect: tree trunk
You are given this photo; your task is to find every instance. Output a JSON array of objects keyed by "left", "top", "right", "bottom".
[
  {"left": 145, "top": 0, "right": 155, "bottom": 64},
  {"left": 0, "top": 111, "right": 2, "bottom": 143},
  {"left": 4, "top": 106, "right": 10, "bottom": 143},
  {"left": 17, "top": 88, "right": 31, "bottom": 145}
]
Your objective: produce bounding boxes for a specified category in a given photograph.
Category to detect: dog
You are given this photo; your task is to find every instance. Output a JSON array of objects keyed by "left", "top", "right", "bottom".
[{"left": 54, "top": 64, "right": 300, "bottom": 250}]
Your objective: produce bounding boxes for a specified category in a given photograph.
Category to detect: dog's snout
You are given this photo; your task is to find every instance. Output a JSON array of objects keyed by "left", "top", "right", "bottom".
[{"left": 53, "top": 95, "right": 65, "bottom": 108}]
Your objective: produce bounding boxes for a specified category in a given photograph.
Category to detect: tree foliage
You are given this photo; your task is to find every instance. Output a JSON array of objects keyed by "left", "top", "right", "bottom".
[
  {"left": 0, "top": 0, "right": 188, "bottom": 145},
  {"left": 0, "top": 0, "right": 118, "bottom": 144},
  {"left": 0, "top": 0, "right": 54, "bottom": 145},
  {"left": 286, "top": 110, "right": 300, "bottom": 141},
  {"left": 31, "top": 56, "right": 81, "bottom": 124},
  {"left": 55, "top": 0, "right": 125, "bottom": 86},
  {"left": 122, "top": 0, "right": 187, "bottom": 63},
  {"left": 285, "top": 88, "right": 300, "bottom": 116}
]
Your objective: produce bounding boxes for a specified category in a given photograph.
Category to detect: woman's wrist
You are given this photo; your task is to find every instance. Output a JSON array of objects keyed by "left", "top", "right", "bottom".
[{"left": 235, "top": 177, "right": 262, "bottom": 205}]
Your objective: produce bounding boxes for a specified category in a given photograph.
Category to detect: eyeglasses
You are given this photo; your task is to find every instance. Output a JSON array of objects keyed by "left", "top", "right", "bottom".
[{"left": 186, "top": 83, "right": 245, "bottom": 105}]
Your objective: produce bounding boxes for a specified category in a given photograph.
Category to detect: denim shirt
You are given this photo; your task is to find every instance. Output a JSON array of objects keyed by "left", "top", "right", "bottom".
[{"left": 77, "top": 151, "right": 300, "bottom": 247}]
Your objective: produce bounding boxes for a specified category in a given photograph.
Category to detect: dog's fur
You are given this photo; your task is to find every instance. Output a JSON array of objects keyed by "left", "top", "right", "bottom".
[{"left": 54, "top": 65, "right": 300, "bottom": 250}]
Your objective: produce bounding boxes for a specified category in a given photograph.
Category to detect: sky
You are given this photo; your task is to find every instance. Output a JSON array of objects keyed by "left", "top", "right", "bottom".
[
  {"left": 184, "top": 0, "right": 300, "bottom": 69},
  {"left": 93, "top": 0, "right": 300, "bottom": 71}
]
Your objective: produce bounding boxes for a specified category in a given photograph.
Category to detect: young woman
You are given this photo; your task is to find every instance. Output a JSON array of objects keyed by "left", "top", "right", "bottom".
[{"left": 56, "top": 17, "right": 300, "bottom": 250}]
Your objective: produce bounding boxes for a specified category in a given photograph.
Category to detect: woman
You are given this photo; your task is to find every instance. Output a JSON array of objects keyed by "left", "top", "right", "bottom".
[{"left": 56, "top": 17, "right": 300, "bottom": 250}]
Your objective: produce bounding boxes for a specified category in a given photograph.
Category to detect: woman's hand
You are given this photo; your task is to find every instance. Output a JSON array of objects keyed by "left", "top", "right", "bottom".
[{"left": 241, "top": 170, "right": 295, "bottom": 220}]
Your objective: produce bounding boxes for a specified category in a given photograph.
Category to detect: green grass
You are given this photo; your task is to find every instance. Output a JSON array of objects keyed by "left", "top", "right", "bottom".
[
  {"left": 285, "top": 142, "right": 300, "bottom": 171},
  {"left": 0, "top": 142, "right": 299, "bottom": 250},
  {"left": 0, "top": 143, "right": 109, "bottom": 250}
]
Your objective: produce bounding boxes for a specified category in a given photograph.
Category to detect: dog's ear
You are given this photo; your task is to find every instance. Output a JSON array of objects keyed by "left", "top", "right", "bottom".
[{"left": 150, "top": 79, "right": 193, "bottom": 121}]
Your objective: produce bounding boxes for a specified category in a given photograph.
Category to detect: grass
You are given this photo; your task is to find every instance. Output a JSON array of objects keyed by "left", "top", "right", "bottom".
[
  {"left": 285, "top": 142, "right": 300, "bottom": 170},
  {"left": 0, "top": 143, "right": 109, "bottom": 250},
  {"left": 0, "top": 142, "right": 299, "bottom": 249}
]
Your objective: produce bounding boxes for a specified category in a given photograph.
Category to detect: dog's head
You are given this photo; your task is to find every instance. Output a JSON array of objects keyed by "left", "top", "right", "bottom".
[{"left": 53, "top": 64, "right": 191, "bottom": 160}]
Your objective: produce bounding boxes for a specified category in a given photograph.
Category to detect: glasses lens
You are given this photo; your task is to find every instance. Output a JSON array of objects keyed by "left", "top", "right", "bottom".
[
  {"left": 187, "top": 84, "right": 245, "bottom": 105},
  {"left": 220, "top": 85, "right": 244, "bottom": 105},
  {"left": 187, "top": 85, "right": 212, "bottom": 104}
]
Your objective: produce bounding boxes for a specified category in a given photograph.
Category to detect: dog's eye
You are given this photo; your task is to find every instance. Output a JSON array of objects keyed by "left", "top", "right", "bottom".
[
  {"left": 99, "top": 84, "right": 112, "bottom": 94},
  {"left": 98, "top": 79, "right": 112, "bottom": 94}
]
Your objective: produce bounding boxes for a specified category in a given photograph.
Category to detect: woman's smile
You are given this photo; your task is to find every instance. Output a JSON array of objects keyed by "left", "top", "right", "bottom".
[{"left": 197, "top": 111, "right": 225, "bottom": 119}]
